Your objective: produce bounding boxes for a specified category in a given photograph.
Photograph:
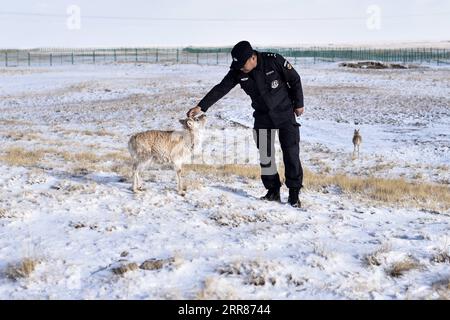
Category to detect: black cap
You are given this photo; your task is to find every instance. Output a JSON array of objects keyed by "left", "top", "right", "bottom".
[{"left": 230, "top": 41, "right": 254, "bottom": 70}]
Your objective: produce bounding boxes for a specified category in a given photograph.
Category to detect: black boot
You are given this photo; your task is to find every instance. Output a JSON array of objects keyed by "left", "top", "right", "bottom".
[
  {"left": 260, "top": 187, "right": 280, "bottom": 202},
  {"left": 288, "top": 188, "right": 301, "bottom": 207}
]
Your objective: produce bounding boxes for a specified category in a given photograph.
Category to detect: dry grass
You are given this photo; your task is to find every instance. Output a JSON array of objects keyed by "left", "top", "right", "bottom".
[
  {"left": 209, "top": 210, "right": 267, "bottom": 227},
  {"left": 0, "top": 119, "right": 34, "bottom": 126},
  {"left": 1, "top": 129, "right": 47, "bottom": 142},
  {"left": 305, "top": 171, "right": 450, "bottom": 211},
  {"left": 102, "top": 151, "right": 130, "bottom": 162},
  {"left": 387, "top": 257, "right": 422, "bottom": 277},
  {"left": 185, "top": 164, "right": 450, "bottom": 210},
  {"left": 1, "top": 146, "right": 447, "bottom": 210},
  {"left": 6, "top": 258, "right": 40, "bottom": 280},
  {"left": 184, "top": 164, "right": 261, "bottom": 180},
  {"left": 0, "top": 147, "right": 45, "bottom": 166},
  {"left": 110, "top": 163, "right": 132, "bottom": 177},
  {"left": 217, "top": 260, "right": 277, "bottom": 287},
  {"left": 363, "top": 244, "right": 391, "bottom": 267},
  {"left": 431, "top": 251, "right": 450, "bottom": 264},
  {"left": 139, "top": 257, "right": 175, "bottom": 270},
  {"left": 80, "top": 129, "right": 116, "bottom": 137},
  {"left": 111, "top": 262, "right": 138, "bottom": 276},
  {"left": 0, "top": 146, "right": 131, "bottom": 178},
  {"left": 2, "top": 132, "right": 25, "bottom": 141},
  {"left": 60, "top": 151, "right": 102, "bottom": 163}
]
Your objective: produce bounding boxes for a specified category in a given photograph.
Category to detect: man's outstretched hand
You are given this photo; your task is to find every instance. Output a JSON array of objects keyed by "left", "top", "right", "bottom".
[
  {"left": 187, "top": 106, "right": 202, "bottom": 118},
  {"left": 294, "top": 107, "right": 304, "bottom": 117}
]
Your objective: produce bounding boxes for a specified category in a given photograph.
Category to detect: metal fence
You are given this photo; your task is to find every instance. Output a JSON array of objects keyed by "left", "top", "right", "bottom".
[{"left": 1, "top": 47, "right": 449, "bottom": 67}]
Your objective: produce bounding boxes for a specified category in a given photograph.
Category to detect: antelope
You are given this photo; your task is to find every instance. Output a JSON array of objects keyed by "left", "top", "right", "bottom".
[
  {"left": 128, "top": 114, "right": 206, "bottom": 194},
  {"left": 352, "top": 129, "right": 362, "bottom": 158}
]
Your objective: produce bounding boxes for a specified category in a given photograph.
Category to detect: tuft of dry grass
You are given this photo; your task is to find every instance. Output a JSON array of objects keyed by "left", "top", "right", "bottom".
[
  {"left": 363, "top": 244, "right": 391, "bottom": 267},
  {"left": 111, "top": 262, "right": 138, "bottom": 276},
  {"left": 0, "top": 147, "right": 45, "bottom": 166},
  {"left": 139, "top": 257, "right": 175, "bottom": 271},
  {"left": 387, "top": 257, "right": 422, "bottom": 277},
  {"left": 217, "top": 260, "right": 277, "bottom": 287},
  {"left": 6, "top": 258, "right": 40, "bottom": 280},
  {"left": 431, "top": 251, "right": 450, "bottom": 264},
  {"left": 0, "top": 208, "right": 8, "bottom": 218},
  {"left": 209, "top": 210, "right": 267, "bottom": 227}
]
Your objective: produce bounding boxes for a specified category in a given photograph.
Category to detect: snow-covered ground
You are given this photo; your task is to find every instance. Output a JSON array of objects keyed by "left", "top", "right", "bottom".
[{"left": 0, "top": 62, "right": 449, "bottom": 299}]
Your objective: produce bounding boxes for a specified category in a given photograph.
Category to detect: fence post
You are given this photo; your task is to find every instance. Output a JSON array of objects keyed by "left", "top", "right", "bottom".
[
  {"left": 176, "top": 49, "right": 179, "bottom": 63},
  {"left": 93, "top": 50, "right": 95, "bottom": 64},
  {"left": 71, "top": 52, "right": 74, "bottom": 65},
  {"left": 135, "top": 48, "right": 138, "bottom": 62},
  {"left": 156, "top": 48, "right": 159, "bottom": 62},
  {"left": 216, "top": 52, "right": 219, "bottom": 65},
  {"left": 197, "top": 52, "right": 199, "bottom": 64},
  {"left": 114, "top": 49, "right": 117, "bottom": 62},
  {"left": 50, "top": 53, "right": 52, "bottom": 66},
  {"left": 4, "top": 52, "right": 7, "bottom": 67},
  {"left": 28, "top": 52, "right": 31, "bottom": 66}
]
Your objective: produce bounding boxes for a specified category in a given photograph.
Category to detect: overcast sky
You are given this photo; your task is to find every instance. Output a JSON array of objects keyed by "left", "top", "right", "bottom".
[{"left": 1, "top": 0, "right": 449, "bottom": 48}]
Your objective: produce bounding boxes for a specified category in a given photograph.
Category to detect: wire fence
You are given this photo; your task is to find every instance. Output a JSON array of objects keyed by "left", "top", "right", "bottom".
[{"left": 0, "top": 47, "right": 449, "bottom": 67}]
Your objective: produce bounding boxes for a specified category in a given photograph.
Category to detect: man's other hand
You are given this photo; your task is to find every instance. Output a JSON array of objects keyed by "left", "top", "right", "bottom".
[
  {"left": 187, "top": 106, "right": 202, "bottom": 118},
  {"left": 294, "top": 107, "right": 304, "bottom": 117}
]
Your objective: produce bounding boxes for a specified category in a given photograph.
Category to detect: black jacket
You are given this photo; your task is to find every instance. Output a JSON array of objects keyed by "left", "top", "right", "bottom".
[{"left": 198, "top": 51, "right": 304, "bottom": 128}]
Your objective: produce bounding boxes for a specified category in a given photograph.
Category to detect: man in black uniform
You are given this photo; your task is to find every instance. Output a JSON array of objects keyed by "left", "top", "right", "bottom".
[{"left": 187, "top": 40, "right": 304, "bottom": 207}]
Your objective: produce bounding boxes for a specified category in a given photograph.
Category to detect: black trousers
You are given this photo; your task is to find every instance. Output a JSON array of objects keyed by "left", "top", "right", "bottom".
[{"left": 253, "top": 120, "right": 303, "bottom": 190}]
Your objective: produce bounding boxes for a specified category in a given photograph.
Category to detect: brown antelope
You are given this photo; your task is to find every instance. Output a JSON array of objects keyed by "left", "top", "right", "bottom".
[
  {"left": 352, "top": 129, "right": 362, "bottom": 158},
  {"left": 128, "top": 114, "right": 206, "bottom": 194}
]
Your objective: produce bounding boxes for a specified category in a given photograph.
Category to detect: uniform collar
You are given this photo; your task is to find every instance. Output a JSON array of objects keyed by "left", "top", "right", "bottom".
[{"left": 254, "top": 50, "right": 264, "bottom": 71}]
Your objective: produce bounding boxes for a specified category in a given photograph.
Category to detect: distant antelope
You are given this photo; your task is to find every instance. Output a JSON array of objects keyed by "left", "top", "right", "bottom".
[
  {"left": 352, "top": 129, "right": 362, "bottom": 158},
  {"left": 128, "top": 114, "right": 206, "bottom": 194}
]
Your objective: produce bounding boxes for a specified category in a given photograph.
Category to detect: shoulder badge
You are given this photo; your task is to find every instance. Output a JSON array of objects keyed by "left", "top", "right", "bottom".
[{"left": 283, "top": 60, "right": 292, "bottom": 69}]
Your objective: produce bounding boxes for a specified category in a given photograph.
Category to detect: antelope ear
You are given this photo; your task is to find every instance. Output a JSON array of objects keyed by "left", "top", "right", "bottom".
[
  {"left": 179, "top": 119, "right": 186, "bottom": 126},
  {"left": 197, "top": 114, "right": 206, "bottom": 121},
  {"left": 186, "top": 119, "right": 194, "bottom": 128}
]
